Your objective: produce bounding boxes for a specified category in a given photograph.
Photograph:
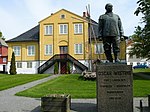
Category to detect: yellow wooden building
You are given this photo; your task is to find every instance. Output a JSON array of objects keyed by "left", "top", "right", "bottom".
[{"left": 6, "top": 9, "right": 126, "bottom": 74}]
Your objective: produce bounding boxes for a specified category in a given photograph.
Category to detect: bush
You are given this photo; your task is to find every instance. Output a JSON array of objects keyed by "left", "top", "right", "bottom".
[
  {"left": 9, "top": 52, "right": 17, "bottom": 75},
  {"left": 67, "top": 62, "right": 70, "bottom": 74},
  {"left": 54, "top": 62, "right": 59, "bottom": 74}
]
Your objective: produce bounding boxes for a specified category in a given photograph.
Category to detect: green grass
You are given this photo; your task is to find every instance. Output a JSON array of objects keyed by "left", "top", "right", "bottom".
[
  {"left": 133, "top": 68, "right": 150, "bottom": 73},
  {"left": 133, "top": 68, "right": 150, "bottom": 96},
  {"left": 0, "top": 74, "right": 50, "bottom": 91},
  {"left": 16, "top": 74, "right": 96, "bottom": 98},
  {"left": 16, "top": 74, "right": 150, "bottom": 98},
  {"left": 16, "top": 69, "right": 150, "bottom": 98},
  {"left": 133, "top": 77, "right": 150, "bottom": 97}
]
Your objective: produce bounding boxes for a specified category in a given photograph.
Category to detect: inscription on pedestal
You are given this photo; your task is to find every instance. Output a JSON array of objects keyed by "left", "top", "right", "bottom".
[{"left": 96, "top": 64, "right": 133, "bottom": 112}]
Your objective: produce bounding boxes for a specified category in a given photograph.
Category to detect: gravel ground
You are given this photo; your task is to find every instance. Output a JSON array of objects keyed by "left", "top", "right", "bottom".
[{"left": 0, "top": 74, "right": 149, "bottom": 112}]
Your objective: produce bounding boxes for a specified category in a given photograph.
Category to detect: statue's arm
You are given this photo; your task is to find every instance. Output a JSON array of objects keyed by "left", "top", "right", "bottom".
[
  {"left": 98, "top": 16, "right": 103, "bottom": 39},
  {"left": 118, "top": 16, "right": 124, "bottom": 37}
]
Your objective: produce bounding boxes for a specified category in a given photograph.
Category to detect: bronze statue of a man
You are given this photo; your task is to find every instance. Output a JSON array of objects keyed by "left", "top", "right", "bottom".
[{"left": 98, "top": 3, "right": 124, "bottom": 63}]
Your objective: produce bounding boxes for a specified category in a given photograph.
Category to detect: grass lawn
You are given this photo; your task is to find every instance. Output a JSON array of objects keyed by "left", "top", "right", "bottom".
[
  {"left": 0, "top": 74, "right": 50, "bottom": 91},
  {"left": 16, "top": 74, "right": 96, "bottom": 98},
  {"left": 16, "top": 69, "right": 150, "bottom": 98},
  {"left": 133, "top": 68, "right": 150, "bottom": 73},
  {"left": 133, "top": 68, "right": 150, "bottom": 96},
  {"left": 133, "top": 75, "right": 150, "bottom": 97}
]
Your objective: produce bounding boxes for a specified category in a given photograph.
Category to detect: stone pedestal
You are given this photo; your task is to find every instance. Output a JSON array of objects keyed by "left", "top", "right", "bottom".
[
  {"left": 96, "top": 64, "right": 133, "bottom": 112},
  {"left": 41, "top": 94, "right": 71, "bottom": 112}
]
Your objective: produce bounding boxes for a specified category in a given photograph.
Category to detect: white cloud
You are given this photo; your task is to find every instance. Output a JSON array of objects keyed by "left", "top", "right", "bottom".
[
  {"left": 0, "top": 7, "right": 23, "bottom": 39},
  {"left": 80, "top": 0, "right": 141, "bottom": 36},
  {"left": 0, "top": 0, "right": 142, "bottom": 40},
  {"left": 23, "top": 0, "right": 61, "bottom": 22}
]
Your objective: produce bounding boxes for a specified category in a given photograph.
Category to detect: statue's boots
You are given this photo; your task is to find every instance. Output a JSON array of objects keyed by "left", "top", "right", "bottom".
[
  {"left": 114, "top": 53, "right": 121, "bottom": 63},
  {"left": 105, "top": 51, "right": 113, "bottom": 63}
]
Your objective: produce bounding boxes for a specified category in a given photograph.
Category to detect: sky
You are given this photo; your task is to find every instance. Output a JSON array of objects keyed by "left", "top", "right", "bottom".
[{"left": 0, "top": 0, "right": 143, "bottom": 40}]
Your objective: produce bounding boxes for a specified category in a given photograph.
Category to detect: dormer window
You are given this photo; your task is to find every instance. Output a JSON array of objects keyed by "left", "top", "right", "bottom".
[{"left": 60, "top": 14, "right": 65, "bottom": 19}]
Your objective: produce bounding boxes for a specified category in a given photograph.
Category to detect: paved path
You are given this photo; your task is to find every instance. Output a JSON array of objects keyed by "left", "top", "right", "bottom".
[
  {"left": 0, "top": 74, "right": 60, "bottom": 112},
  {"left": 0, "top": 74, "right": 150, "bottom": 112}
]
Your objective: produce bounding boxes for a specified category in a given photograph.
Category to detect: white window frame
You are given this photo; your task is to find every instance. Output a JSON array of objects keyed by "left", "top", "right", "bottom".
[
  {"left": 13, "top": 46, "right": 21, "bottom": 56},
  {"left": 3, "top": 58, "right": 6, "bottom": 63},
  {"left": 74, "top": 44, "right": 83, "bottom": 54},
  {"left": 16, "top": 62, "right": 22, "bottom": 68},
  {"left": 74, "top": 23, "right": 83, "bottom": 34},
  {"left": 45, "top": 45, "right": 53, "bottom": 55},
  {"left": 95, "top": 43, "right": 104, "bottom": 54},
  {"left": 27, "top": 45, "right": 35, "bottom": 56},
  {"left": 27, "top": 62, "right": 32, "bottom": 68},
  {"left": 59, "top": 24, "right": 68, "bottom": 34},
  {"left": 44, "top": 25, "right": 53, "bottom": 35}
]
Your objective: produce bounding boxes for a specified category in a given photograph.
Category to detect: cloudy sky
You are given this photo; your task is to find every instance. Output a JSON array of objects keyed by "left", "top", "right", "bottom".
[{"left": 0, "top": 0, "right": 142, "bottom": 40}]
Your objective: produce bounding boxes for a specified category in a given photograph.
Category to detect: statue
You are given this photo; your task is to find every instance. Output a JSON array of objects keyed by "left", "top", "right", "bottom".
[{"left": 98, "top": 3, "right": 124, "bottom": 63}]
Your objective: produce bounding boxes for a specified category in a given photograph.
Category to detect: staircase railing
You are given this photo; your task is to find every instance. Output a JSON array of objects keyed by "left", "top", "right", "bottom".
[
  {"left": 67, "top": 54, "right": 88, "bottom": 71},
  {"left": 38, "top": 54, "right": 61, "bottom": 73},
  {"left": 38, "top": 54, "right": 88, "bottom": 74}
]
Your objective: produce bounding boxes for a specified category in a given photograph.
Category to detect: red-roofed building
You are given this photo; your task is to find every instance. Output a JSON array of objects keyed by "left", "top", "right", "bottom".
[{"left": 0, "top": 38, "right": 8, "bottom": 73}]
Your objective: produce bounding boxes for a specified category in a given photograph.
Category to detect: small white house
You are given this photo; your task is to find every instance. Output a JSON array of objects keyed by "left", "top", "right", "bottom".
[{"left": 126, "top": 43, "right": 150, "bottom": 67}]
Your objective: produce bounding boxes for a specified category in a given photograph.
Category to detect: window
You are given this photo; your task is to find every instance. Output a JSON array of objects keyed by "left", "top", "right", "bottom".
[
  {"left": 60, "top": 14, "right": 65, "bottom": 19},
  {"left": 95, "top": 43, "right": 104, "bottom": 54},
  {"left": 27, "top": 45, "right": 35, "bottom": 56},
  {"left": 137, "top": 62, "right": 140, "bottom": 65},
  {"left": 59, "top": 24, "right": 68, "bottom": 34},
  {"left": 27, "top": 62, "right": 32, "bottom": 68},
  {"left": 74, "top": 23, "right": 83, "bottom": 34},
  {"left": 45, "top": 25, "right": 53, "bottom": 35},
  {"left": 130, "top": 62, "right": 133, "bottom": 65},
  {"left": 13, "top": 46, "right": 21, "bottom": 56},
  {"left": 74, "top": 44, "right": 83, "bottom": 54},
  {"left": 45, "top": 45, "right": 53, "bottom": 55},
  {"left": 3, "top": 58, "right": 6, "bottom": 63},
  {"left": 17, "top": 62, "right": 22, "bottom": 68}
]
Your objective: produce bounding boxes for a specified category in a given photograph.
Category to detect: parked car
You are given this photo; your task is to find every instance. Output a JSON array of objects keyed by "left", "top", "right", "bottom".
[{"left": 133, "top": 64, "right": 149, "bottom": 69}]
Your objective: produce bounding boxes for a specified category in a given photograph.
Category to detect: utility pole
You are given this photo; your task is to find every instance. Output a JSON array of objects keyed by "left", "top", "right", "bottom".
[{"left": 86, "top": 4, "right": 93, "bottom": 72}]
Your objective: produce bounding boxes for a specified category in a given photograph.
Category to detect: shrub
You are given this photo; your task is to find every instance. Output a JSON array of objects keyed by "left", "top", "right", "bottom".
[
  {"left": 54, "top": 62, "right": 59, "bottom": 74},
  {"left": 67, "top": 62, "right": 70, "bottom": 74},
  {"left": 9, "top": 52, "right": 17, "bottom": 75}
]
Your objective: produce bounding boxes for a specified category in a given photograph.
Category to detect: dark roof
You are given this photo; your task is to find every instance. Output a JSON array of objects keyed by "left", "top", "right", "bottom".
[
  {"left": 6, "top": 25, "right": 39, "bottom": 43},
  {"left": 6, "top": 9, "right": 98, "bottom": 43},
  {"left": 88, "top": 19, "right": 98, "bottom": 39}
]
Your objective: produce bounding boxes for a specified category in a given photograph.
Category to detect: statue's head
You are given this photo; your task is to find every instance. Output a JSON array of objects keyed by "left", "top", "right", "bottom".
[{"left": 105, "top": 3, "right": 113, "bottom": 12}]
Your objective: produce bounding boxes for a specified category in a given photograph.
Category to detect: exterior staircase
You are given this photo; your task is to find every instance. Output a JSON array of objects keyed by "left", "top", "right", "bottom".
[{"left": 38, "top": 54, "right": 88, "bottom": 74}]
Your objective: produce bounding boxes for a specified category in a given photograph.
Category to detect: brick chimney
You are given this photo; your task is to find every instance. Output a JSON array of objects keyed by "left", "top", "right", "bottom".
[{"left": 83, "top": 12, "right": 86, "bottom": 17}]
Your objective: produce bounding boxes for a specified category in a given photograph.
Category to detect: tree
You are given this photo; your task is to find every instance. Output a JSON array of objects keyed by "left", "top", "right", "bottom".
[
  {"left": 54, "top": 62, "right": 59, "bottom": 74},
  {"left": 67, "top": 62, "right": 70, "bottom": 74},
  {"left": 0, "top": 31, "right": 5, "bottom": 40},
  {"left": 130, "top": 0, "right": 150, "bottom": 60},
  {"left": 9, "top": 52, "right": 17, "bottom": 75},
  {"left": 0, "top": 31, "right": 2, "bottom": 37}
]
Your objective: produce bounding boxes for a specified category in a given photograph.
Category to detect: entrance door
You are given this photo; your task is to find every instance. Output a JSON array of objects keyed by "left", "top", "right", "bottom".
[
  {"left": 60, "top": 62, "right": 67, "bottom": 74},
  {"left": 60, "top": 46, "right": 68, "bottom": 74},
  {"left": 3, "top": 65, "right": 5, "bottom": 73}
]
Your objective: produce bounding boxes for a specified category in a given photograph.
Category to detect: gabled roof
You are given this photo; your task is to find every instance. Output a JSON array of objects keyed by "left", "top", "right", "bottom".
[
  {"left": 6, "top": 25, "right": 39, "bottom": 43},
  {"left": 0, "top": 38, "right": 8, "bottom": 47},
  {"left": 6, "top": 9, "right": 98, "bottom": 43},
  {"left": 39, "top": 9, "right": 87, "bottom": 23},
  {"left": 90, "top": 19, "right": 98, "bottom": 39}
]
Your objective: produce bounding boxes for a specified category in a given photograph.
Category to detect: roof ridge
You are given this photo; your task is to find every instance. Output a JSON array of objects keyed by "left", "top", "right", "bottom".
[{"left": 6, "top": 25, "right": 39, "bottom": 42}]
